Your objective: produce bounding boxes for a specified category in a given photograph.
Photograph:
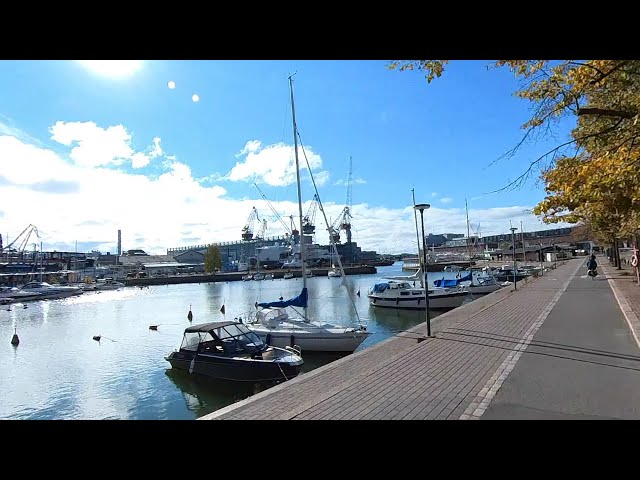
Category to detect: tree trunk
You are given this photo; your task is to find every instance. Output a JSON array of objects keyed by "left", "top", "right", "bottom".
[{"left": 615, "top": 238, "right": 622, "bottom": 270}]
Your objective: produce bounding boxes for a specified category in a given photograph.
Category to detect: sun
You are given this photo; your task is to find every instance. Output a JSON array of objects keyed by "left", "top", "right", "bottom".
[{"left": 76, "top": 60, "right": 143, "bottom": 78}]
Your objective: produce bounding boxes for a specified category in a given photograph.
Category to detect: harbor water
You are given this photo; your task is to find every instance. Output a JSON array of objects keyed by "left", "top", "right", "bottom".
[{"left": 0, "top": 263, "right": 471, "bottom": 420}]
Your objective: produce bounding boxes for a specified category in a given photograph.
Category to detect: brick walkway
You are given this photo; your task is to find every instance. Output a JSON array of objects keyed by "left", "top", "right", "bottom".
[
  {"left": 601, "top": 261, "right": 640, "bottom": 350},
  {"left": 201, "top": 259, "right": 584, "bottom": 420}
]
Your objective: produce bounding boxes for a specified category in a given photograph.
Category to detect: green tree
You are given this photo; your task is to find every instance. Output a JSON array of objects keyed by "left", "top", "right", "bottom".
[
  {"left": 204, "top": 244, "right": 222, "bottom": 273},
  {"left": 389, "top": 60, "right": 640, "bottom": 242}
]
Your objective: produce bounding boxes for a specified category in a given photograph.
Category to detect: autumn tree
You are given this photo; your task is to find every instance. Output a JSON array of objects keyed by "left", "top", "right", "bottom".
[
  {"left": 204, "top": 244, "right": 222, "bottom": 273},
  {"left": 389, "top": 60, "right": 640, "bottom": 246}
]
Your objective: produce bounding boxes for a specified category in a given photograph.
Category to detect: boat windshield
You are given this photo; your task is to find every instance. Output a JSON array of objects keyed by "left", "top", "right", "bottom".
[
  {"left": 180, "top": 332, "right": 202, "bottom": 351},
  {"left": 218, "top": 324, "right": 264, "bottom": 345}
]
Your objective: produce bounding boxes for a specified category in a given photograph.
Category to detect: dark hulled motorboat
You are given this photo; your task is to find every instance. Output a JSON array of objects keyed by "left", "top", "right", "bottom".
[{"left": 165, "top": 321, "right": 303, "bottom": 383}]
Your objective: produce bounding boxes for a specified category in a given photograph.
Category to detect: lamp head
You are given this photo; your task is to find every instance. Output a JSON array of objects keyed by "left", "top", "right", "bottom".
[{"left": 414, "top": 203, "right": 431, "bottom": 213}]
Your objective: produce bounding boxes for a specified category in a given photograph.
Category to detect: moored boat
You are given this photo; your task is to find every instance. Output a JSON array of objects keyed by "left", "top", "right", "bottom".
[{"left": 165, "top": 321, "right": 303, "bottom": 383}]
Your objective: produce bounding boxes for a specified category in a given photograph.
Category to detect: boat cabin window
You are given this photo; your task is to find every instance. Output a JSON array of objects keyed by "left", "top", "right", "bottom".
[
  {"left": 180, "top": 332, "right": 202, "bottom": 351},
  {"left": 400, "top": 292, "right": 411, "bottom": 296},
  {"left": 412, "top": 291, "right": 422, "bottom": 295},
  {"left": 215, "top": 324, "right": 265, "bottom": 352}
]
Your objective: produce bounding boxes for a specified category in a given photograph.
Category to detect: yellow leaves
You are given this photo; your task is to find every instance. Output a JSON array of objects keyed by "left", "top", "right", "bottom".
[
  {"left": 390, "top": 59, "right": 640, "bottom": 237},
  {"left": 387, "top": 60, "right": 449, "bottom": 83}
]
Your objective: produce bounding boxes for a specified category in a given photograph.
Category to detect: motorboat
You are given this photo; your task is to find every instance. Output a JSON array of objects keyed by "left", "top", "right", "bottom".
[
  {"left": 242, "top": 274, "right": 253, "bottom": 281},
  {"left": 253, "top": 273, "right": 265, "bottom": 281},
  {"left": 367, "top": 280, "right": 469, "bottom": 310},
  {"left": 328, "top": 267, "right": 342, "bottom": 278},
  {"left": 264, "top": 273, "right": 275, "bottom": 280},
  {"left": 283, "top": 272, "right": 294, "bottom": 279},
  {"left": 0, "top": 286, "right": 43, "bottom": 303},
  {"left": 433, "top": 270, "right": 502, "bottom": 295},
  {"left": 245, "top": 288, "right": 370, "bottom": 353},
  {"left": 96, "top": 278, "right": 125, "bottom": 290},
  {"left": 18, "top": 281, "right": 83, "bottom": 299},
  {"left": 165, "top": 321, "right": 303, "bottom": 383}
]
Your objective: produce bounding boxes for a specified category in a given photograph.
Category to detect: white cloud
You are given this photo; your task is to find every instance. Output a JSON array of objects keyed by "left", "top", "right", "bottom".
[
  {"left": 0, "top": 114, "right": 44, "bottom": 146},
  {"left": 0, "top": 124, "right": 574, "bottom": 255},
  {"left": 228, "top": 140, "right": 323, "bottom": 187},
  {"left": 335, "top": 177, "right": 366, "bottom": 187},
  {"left": 50, "top": 121, "right": 164, "bottom": 169},
  {"left": 312, "top": 170, "right": 330, "bottom": 187},
  {"left": 167, "top": 80, "right": 176, "bottom": 90},
  {"left": 236, "top": 140, "right": 261, "bottom": 157},
  {"left": 440, "top": 197, "right": 453, "bottom": 204},
  {"left": 431, "top": 192, "right": 438, "bottom": 197},
  {"left": 192, "top": 94, "right": 200, "bottom": 103}
]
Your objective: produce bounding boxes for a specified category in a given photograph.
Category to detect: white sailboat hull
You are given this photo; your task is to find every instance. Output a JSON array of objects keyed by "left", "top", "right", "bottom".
[{"left": 246, "top": 321, "right": 370, "bottom": 353}]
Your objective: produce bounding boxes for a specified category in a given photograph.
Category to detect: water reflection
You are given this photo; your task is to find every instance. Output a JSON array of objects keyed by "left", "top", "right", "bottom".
[
  {"left": 164, "top": 369, "right": 266, "bottom": 418},
  {"left": 0, "top": 263, "right": 470, "bottom": 419}
]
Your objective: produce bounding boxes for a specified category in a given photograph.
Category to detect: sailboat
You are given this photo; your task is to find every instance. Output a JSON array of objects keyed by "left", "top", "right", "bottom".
[{"left": 244, "top": 76, "right": 370, "bottom": 353}]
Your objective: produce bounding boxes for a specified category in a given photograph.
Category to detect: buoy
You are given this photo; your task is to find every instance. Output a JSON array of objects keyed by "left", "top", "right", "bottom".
[
  {"left": 149, "top": 325, "right": 158, "bottom": 331},
  {"left": 11, "top": 328, "right": 19, "bottom": 346},
  {"left": 187, "top": 305, "right": 193, "bottom": 322},
  {"left": 93, "top": 335, "right": 101, "bottom": 342},
  {"left": 279, "top": 296, "right": 283, "bottom": 301},
  {"left": 23, "top": 304, "right": 28, "bottom": 309}
]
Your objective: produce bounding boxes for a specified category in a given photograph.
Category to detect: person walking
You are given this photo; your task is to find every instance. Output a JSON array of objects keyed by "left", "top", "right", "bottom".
[{"left": 587, "top": 254, "right": 598, "bottom": 279}]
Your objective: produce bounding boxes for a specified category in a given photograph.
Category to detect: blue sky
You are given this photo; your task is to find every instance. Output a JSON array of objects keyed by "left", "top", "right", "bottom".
[{"left": 0, "top": 60, "right": 574, "bottom": 254}]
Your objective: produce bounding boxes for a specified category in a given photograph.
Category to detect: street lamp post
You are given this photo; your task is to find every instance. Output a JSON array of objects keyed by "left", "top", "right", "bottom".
[
  {"left": 510, "top": 227, "right": 518, "bottom": 290},
  {"left": 414, "top": 203, "right": 432, "bottom": 337}
]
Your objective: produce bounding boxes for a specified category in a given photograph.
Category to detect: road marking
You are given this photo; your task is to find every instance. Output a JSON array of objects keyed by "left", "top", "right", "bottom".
[
  {"left": 460, "top": 260, "right": 583, "bottom": 420},
  {"left": 606, "top": 272, "right": 640, "bottom": 351}
]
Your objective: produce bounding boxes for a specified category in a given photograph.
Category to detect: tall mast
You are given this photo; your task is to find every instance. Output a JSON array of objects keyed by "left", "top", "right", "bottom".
[
  {"left": 520, "top": 221, "right": 525, "bottom": 263},
  {"left": 412, "top": 188, "right": 424, "bottom": 288},
  {"left": 289, "top": 74, "right": 307, "bottom": 317},
  {"left": 465, "top": 198, "right": 471, "bottom": 260}
]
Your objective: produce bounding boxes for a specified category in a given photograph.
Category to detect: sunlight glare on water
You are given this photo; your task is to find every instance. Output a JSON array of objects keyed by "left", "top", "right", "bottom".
[{"left": 0, "top": 264, "right": 459, "bottom": 419}]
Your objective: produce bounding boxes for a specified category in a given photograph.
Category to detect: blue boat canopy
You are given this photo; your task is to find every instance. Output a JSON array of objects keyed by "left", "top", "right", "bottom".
[
  {"left": 432, "top": 271, "right": 472, "bottom": 288},
  {"left": 258, "top": 287, "right": 308, "bottom": 309}
]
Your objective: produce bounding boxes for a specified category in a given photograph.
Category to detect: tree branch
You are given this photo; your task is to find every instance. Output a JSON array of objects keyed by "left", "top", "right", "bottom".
[
  {"left": 589, "top": 60, "right": 629, "bottom": 85},
  {"left": 577, "top": 107, "right": 637, "bottom": 119},
  {"left": 484, "top": 118, "right": 625, "bottom": 195}
]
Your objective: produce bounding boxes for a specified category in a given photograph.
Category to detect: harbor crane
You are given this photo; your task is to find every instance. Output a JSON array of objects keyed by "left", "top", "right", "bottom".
[
  {"left": 329, "top": 214, "right": 343, "bottom": 244},
  {"left": 254, "top": 183, "right": 292, "bottom": 238},
  {"left": 255, "top": 219, "right": 268, "bottom": 240},
  {"left": 2, "top": 224, "right": 40, "bottom": 260},
  {"left": 302, "top": 194, "right": 319, "bottom": 236},
  {"left": 327, "top": 156, "right": 354, "bottom": 246},
  {"left": 341, "top": 155, "right": 353, "bottom": 244},
  {"left": 241, "top": 207, "right": 259, "bottom": 241}
]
